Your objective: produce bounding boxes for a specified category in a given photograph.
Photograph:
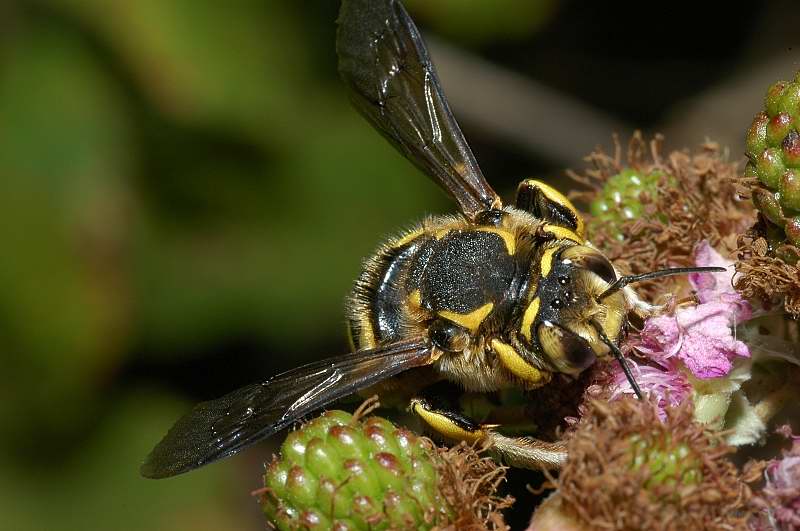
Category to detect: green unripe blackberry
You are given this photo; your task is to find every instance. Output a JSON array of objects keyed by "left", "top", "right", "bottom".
[
  {"left": 589, "top": 168, "right": 665, "bottom": 240},
  {"left": 745, "top": 71, "right": 800, "bottom": 245},
  {"left": 261, "top": 410, "right": 453, "bottom": 530},
  {"left": 628, "top": 433, "right": 702, "bottom": 489}
]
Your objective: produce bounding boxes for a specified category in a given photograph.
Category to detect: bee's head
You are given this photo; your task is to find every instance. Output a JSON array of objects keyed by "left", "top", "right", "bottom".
[
  {"left": 517, "top": 243, "right": 625, "bottom": 375},
  {"left": 516, "top": 240, "right": 725, "bottom": 400}
]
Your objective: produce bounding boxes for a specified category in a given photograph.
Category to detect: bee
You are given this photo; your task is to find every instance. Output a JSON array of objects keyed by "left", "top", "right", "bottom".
[{"left": 141, "top": 0, "right": 722, "bottom": 478}]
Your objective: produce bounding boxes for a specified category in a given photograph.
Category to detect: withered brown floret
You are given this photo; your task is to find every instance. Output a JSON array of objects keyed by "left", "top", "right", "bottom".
[
  {"left": 549, "top": 398, "right": 761, "bottom": 531},
  {"left": 570, "top": 133, "right": 751, "bottom": 300}
]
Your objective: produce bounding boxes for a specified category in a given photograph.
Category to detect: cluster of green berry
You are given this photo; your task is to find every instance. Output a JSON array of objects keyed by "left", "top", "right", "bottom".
[
  {"left": 261, "top": 410, "right": 450, "bottom": 530},
  {"left": 628, "top": 432, "right": 702, "bottom": 489},
  {"left": 589, "top": 168, "right": 665, "bottom": 240},
  {"left": 746, "top": 71, "right": 800, "bottom": 246}
]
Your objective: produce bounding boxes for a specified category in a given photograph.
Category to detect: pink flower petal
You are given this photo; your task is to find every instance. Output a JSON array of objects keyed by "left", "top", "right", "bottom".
[
  {"left": 605, "top": 360, "right": 692, "bottom": 420},
  {"left": 689, "top": 241, "right": 752, "bottom": 321},
  {"left": 630, "top": 241, "right": 751, "bottom": 380},
  {"left": 760, "top": 438, "right": 800, "bottom": 527}
]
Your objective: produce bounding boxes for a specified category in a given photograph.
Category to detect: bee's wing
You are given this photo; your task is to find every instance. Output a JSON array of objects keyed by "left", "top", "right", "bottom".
[
  {"left": 141, "top": 339, "right": 432, "bottom": 478},
  {"left": 337, "top": 0, "right": 501, "bottom": 219}
]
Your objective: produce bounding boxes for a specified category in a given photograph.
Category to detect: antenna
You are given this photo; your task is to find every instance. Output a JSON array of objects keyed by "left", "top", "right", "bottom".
[
  {"left": 597, "top": 266, "right": 726, "bottom": 302},
  {"left": 592, "top": 321, "right": 644, "bottom": 400}
]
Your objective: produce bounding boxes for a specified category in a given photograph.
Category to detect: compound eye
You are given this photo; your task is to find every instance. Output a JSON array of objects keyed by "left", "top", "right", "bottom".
[
  {"left": 537, "top": 322, "right": 596, "bottom": 374},
  {"left": 429, "top": 319, "right": 469, "bottom": 352},
  {"left": 559, "top": 246, "right": 616, "bottom": 284}
]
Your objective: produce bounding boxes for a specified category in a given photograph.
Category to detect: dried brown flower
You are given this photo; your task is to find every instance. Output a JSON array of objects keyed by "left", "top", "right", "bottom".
[
  {"left": 545, "top": 398, "right": 759, "bottom": 530},
  {"left": 433, "top": 441, "right": 515, "bottom": 531},
  {"left": 570, "top": 132, "right": 751, "bottom": 299},
  {"left": 735, "top": 219, "right": 800, "bottom": 317}
]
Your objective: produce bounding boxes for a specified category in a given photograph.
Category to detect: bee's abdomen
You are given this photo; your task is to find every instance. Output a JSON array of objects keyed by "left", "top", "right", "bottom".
[{"left": 347, "top": 228, "right": 429, "bottom": 350}]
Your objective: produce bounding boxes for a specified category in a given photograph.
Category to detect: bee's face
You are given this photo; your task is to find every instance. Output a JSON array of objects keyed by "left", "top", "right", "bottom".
[{"left": 519, "top": 244, "right": 626, "bottom": 374}]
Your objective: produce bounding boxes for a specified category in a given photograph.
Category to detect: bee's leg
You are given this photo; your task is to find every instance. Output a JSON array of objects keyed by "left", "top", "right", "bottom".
[
  {"left": 409, "top": 398, "right": 567, "bottom": 470},
  {"left": 409, "top": 397, "right": 485, "bottom": 443},
  {"left": 490, "top": 339, "right": 552, "bottom": 389},
  {"left": 515, "top": 179, "right": 585, "bottom": 239},
  {"left": 483, "top": 432, "right": 567, "bottom": 470}
]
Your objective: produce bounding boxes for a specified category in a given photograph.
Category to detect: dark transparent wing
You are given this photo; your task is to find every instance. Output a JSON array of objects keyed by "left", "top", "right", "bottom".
[
  {"left": 337, "top": 0, "right": 501, "bottom": 219},
  {"left": 141, "top": 339, "right": 432, "bottom": 478}
]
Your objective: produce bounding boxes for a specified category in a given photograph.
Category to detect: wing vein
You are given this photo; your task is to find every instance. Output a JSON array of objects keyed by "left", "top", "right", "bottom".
[
  {"left": 141, "top": 339, "right": 431, "bottom": 478},
  {"left": 337, "top": 0, "right": 500, "bottom": 217}
]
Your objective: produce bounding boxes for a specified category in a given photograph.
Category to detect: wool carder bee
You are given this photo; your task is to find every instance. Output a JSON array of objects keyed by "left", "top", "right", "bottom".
[{"left": 141, "top": 0, "right": 723, "bottom": 479}]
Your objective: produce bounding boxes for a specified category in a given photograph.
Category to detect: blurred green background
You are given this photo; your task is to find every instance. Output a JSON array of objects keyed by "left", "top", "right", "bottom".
[{"left": 1, "top": 1, "right": 798, "bottom": 529}]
